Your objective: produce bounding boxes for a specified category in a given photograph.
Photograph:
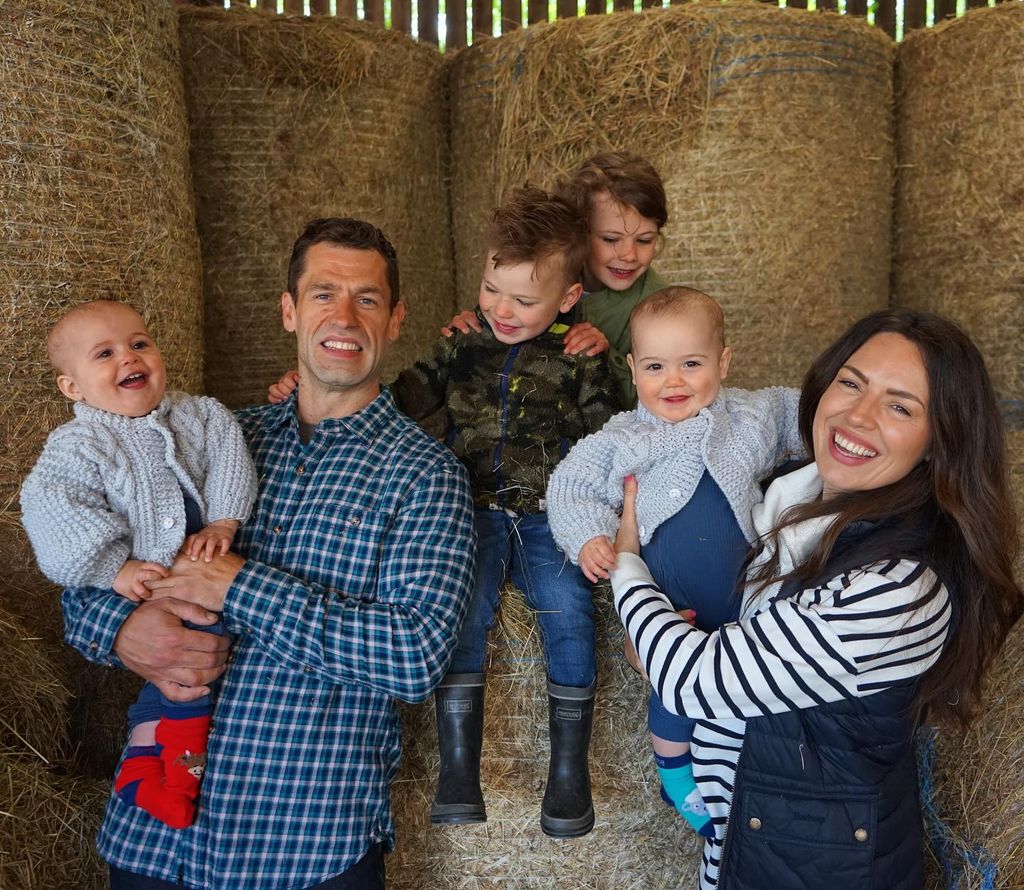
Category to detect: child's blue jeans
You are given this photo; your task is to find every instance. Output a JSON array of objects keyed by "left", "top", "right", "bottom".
[{"left": 447, "top": 508, "right": 596, "bottom": 688}]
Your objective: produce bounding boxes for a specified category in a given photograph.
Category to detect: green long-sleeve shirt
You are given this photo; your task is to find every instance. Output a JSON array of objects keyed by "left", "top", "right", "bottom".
[{"left": 574, "top": 267, "right": 668, "bottom": 410}]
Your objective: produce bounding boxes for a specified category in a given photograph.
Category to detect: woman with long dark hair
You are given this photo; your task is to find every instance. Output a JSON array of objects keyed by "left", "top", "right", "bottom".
[{"left": 611, "top": 309, "right": 1021, "bottom": 889}]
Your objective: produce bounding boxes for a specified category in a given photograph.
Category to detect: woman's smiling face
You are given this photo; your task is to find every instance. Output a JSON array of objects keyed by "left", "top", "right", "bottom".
[{"left": 813, "top": 332, "right": 932, "bottom": 499}]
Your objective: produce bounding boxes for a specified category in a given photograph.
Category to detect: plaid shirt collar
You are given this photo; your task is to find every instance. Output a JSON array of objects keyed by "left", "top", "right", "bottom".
[{"left": 266, "top": 386, "right": 398, "bottom": 447}]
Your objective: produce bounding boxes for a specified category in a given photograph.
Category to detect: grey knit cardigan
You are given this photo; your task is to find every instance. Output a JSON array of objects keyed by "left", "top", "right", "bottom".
[
  {"left": 21, "top": 392, "right": 257, "bottom": 589},
  {"left": 546, "top": 387, "right": 803, "bottom": 563}
]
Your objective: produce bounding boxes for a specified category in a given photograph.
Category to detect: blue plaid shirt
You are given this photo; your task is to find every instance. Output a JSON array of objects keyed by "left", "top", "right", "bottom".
[{"left": 62, "top": 389, "right": 475, "bottom": 889}]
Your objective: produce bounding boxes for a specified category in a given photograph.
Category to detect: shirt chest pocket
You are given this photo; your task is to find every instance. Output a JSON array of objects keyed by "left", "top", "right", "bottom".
[{"left": 290, "top": 506, "right": 394, "bottom": 598}]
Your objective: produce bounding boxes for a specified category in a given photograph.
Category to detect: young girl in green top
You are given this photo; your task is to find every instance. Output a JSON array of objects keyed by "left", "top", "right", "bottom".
[{"left": 443, "top": 151, "right": 669, "bottom": 409}]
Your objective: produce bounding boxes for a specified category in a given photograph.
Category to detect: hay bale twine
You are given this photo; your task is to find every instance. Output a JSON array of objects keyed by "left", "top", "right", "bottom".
[
  {"left": 390, "top": 587, "right": 700, "bottom": 889},
  {"left": 448, "top": 1, "right": 895, "bottom": 387},
  {"left": 180, "top": 7, "right": 455, "bottom": 408},
  {"left": 0, "top": 1, "right": 204, "bottom": 506}
]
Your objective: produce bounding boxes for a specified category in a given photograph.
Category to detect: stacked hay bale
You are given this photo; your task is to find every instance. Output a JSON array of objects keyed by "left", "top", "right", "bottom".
[
  {"left": 895, "top": 6, "right": 1024, "bottom": 888},
  {"left": 448, "top": 1, "right": 895, "bottom": 387},
  {"left": 179, "top": 6, "right": 455, "bottom": 408},
  {"left": 0, "top": 4, "right": 202, "bottom": 885},
  {"left": 428, "top": 5, "right": 894, "bottom": 886}
]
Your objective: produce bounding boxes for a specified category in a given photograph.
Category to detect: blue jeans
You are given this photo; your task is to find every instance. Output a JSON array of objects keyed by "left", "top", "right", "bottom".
[{"left": 448, "top": 509, "right": 595, "bottom": 688}]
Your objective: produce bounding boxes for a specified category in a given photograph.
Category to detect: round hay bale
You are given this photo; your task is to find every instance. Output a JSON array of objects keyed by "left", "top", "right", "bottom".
[
  {"left": 0, "top": 608, "right": 71, "bottom": 766},
  {"left": 0, "top": 1, "right": 204, "bottom": 506},
  {"left": 390, "top": 586, "right": 701, "bottom": 888},
  {"left": 447, "top": 1, "right": 895, "bottom": 387},
  {"left": 179, "top": 6, "right": 455, "bottom": 408},
  {"left": 894, "top": 3, "right": 1024, "bottom": 408},
  {"left": 0, "top": 749, "right": 108, "bottom": 890}
]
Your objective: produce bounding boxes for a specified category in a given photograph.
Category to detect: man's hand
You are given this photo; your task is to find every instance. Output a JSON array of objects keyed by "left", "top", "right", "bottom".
[
  {"left": 185, "top": 519, "right": 240, "bottom": 563},
  {"left": 562, "top": 322, "right": 609, "bottom": 357},
  {"left": 146, "top": 551, "right": 245, "bottom": 613},
  {"left": 579, "top": 535, "right": 617, "bottom": 583},
  {"left": 440, "top": 309, "right": 482, "bottom": 337},
  {"left": 113, "top": 559, "right": 169, "bottom": 602},
  {"left": 113, "top": 598, "right": 230, "bottom": 702},
  {"left": 268, "top": 369, "right": 300, "bottom": 404},
  {"left": 614, "top": 475, "right": 641, "bottom": 556}
]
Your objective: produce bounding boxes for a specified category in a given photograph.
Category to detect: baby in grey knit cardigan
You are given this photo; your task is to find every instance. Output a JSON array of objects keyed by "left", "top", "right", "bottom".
[
  {"left": 21, "top": 300, "right": 257, "bottom": 830},
  {"left": 547, "top": 286, "right": 802, "bottom": 839}
]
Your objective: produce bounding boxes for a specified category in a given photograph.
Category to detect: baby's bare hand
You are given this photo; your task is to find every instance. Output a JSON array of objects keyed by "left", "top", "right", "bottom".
[
  {"left": 185, "top": 522, "right": 237, "bottom": 563},
  {"left": 114, "top": 560, "right": 169, "bottom": 602},
  {"left": 579, "top": 535, "right": 617, "bottom": 583}
]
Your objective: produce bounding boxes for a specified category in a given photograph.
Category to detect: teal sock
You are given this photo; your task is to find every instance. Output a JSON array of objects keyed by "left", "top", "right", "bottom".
[{"left": 656, "top": 752, "right": 714, "bottom": 839}]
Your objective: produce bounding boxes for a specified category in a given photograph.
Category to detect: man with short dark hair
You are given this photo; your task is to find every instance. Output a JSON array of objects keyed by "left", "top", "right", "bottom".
[{"left": 63, "top": 218, "right": 476, "bottom": 889}]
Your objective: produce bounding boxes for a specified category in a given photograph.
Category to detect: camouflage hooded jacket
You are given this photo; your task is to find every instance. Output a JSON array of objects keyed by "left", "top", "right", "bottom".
[{"left": 390, "top": 312, "right": 617, "bottom": 514}]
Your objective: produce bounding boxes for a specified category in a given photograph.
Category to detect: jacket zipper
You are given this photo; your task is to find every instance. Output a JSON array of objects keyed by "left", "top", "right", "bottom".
[
  {"left": 715, "top": 731, "right": 747, "bottom": 890},
  {"left": 491, "top": 345, "right": 519, "bottom": 509}
]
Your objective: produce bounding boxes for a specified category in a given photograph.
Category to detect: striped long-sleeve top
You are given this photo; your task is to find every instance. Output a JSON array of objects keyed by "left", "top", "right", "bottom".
[{"left": 610, "top": 462, "right": 952, "bottom": 889}]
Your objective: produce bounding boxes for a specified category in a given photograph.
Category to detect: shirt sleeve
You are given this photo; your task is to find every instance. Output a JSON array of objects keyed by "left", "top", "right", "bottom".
[
  {"left": 61, "top": 585, "right": 134, "bottom": 668},
  {"left": 611, "top": 551, "right": 951, "bottom": 720},
  {"left": 577, "top": 352, "right": 618, "bottom": 435},
  {"left": 20, "top": 431, "right": 133, "bottom": 589},
  {"left": 389, "top": 335, "right": 453, "bottom": 422},
  {"left": 546, "top": 428, "right": 621, "bottom": 562},
  {"left": 222, "top": 457, "right": 476, "bottom": 703}
]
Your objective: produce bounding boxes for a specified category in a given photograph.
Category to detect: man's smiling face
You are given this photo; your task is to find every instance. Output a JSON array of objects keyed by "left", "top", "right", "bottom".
[{"left": 281, "top": 242, "right": 404, "bottom": 414}]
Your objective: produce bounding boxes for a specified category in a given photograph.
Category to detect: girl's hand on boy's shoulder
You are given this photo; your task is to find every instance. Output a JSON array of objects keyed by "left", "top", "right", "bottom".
[
  {"left": 441, "top": 309, "right": 482, "bottom": 337},
  {"left": 579, "top": 535, "right": 617, "bottom": 583},
  {"left": 268, "top": 369, "right": 300, "bottom": 404},
  {"left": 563, "top": 322, "right": 609, "bottom": 357}
]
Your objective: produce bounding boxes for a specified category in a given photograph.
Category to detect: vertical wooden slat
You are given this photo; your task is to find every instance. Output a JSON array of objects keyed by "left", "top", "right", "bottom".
[
  {"left": 392, "top": 0, "right": 412, "bottom": 33},
  {"left": 502, "top": 0, "right": 523, "bottom": 30},
  {"left": 336, "top": 0, "right": 358, "bottom": 16},
  {"left": 527, "top": 0, "right": 547, "bottom": 24},
  {"left": 933, "top": 0, "right": 958, "bottom": 20},
  {"left": 640, "top": 0, "right": 659, "bottom": 8},
  {"left": 418, "top": 0, "right": 439, "bottom": 43},
  {"left": 786, "top": 0, "right": 808, "bottom": 10},
  {"left": 310, "top": 0, "right": 331, "bottom": 12},
  {"left": 257, "top": 0, "right": 278, "bottom": 11},
  {"left": 844, "top": 0, "right": 867, "bottom": 14},
  {"left": 874, "top": 0, "right": 897, "bottom": 37},
  {"left": 817, "top": 0, "right": 838, "bottom": 11},
  {"left": 364, "top": 0, "right": 384, "bottom": 23},
  {"left": 557, "top": 0, "right": 576, "bottom": 17},
  {"left": 283, "top": 0, "right": 304, "bottom": 14},
  {"left": 612, "top": 0, "right": 632, "bottom": 11},
  {"left": 669, "top": 0, "right": 688, "bottom": 5},
  {"left": 473, "top": 0, "right": 493, "bottom": 37},
  {"left": 586, "top": 0, "right": 606, "bottom": 13},
  {"left": 966, "top": 0, "right": 986, "bottom": 7},
  {"left": 446, "top": 0, "right": 467, "bottom": 48},
  {"left": 903, "top": 0, "right": 927, "bottom": 32}
]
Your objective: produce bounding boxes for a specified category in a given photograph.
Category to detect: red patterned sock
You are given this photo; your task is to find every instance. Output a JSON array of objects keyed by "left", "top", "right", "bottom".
[
  {"left": 115, "top": 749, "right": 194, "bottom": 829},
  {"left": 156, "top": 714, "right": 211, "bottom": 802}
]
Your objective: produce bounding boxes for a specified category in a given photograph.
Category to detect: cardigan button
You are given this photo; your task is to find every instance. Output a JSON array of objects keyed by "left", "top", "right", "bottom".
[
  {"left": 749, "top": 817, "right": 762, "bottom": 831},
  {"left": 669, "top": 488, "right": 681, "bottom": 498},
  {"left": 855, "top": 828, "right": 868, "bottom": 842},
  {"left": 639, "top": 525, "right": 646, "bottom": 537},
  {"left": 162, "top": 517, "right": 175, "bottom": 529}
]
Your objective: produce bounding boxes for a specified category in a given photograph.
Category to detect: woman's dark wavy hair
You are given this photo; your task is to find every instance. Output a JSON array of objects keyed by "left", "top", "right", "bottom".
[{"left": 749, "top": 309, "right": 1022, "bottom": 728}]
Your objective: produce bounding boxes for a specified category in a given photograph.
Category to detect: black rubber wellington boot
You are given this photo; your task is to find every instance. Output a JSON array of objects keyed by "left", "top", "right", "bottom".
[
  {"left": 540, "top": 679, "right": 596, "bottom": 838},
  {"left": 430, "top": 672, "right": 487, "bottom": 825}
]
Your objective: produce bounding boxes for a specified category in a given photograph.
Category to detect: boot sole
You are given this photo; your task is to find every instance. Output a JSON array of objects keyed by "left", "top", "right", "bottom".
[
  {"left": 540, "top": 807, "right": 594, "bottom": 839},
  {"left": 430, "top": 803, "right": 487, "bottom": 825}
]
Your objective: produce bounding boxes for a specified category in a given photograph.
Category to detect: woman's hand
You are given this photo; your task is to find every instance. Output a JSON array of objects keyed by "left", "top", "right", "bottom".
[{"left": 614, "top": 475, "right": 641, "bottom": 556}]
